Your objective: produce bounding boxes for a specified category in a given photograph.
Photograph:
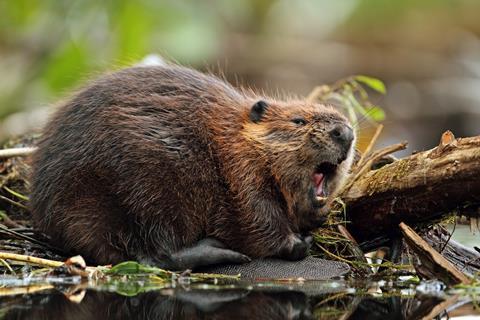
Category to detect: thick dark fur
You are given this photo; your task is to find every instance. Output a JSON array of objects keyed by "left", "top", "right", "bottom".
[{"left": 30, "top": 64, "right": 354, "bottom": 266}]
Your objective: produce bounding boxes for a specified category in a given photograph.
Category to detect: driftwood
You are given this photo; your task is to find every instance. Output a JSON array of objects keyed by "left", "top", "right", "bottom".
[
  {"left": 342, "top": 132, "right": 480, "bottom": 242},
  {"left": 400, "top": 222, "right": 471, "bottom": 285}
]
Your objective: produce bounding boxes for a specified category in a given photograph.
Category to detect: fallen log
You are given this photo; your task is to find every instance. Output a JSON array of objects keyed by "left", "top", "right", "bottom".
[
  {"left": 342, "top": 132, "right": 480, "bottom": 242},
  {"left": 400, "top": 222, "right": 471, "bottom": 285}
]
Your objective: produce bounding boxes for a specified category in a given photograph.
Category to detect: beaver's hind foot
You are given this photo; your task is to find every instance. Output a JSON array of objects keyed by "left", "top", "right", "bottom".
[{"left": 143, "top": 238, "right": 251, "bottom": 271}]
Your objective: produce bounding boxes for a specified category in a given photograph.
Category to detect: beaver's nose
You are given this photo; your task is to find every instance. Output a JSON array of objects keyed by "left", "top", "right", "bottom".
[{"left": 329, "top": 124, "right": 354, "bottom": 153}]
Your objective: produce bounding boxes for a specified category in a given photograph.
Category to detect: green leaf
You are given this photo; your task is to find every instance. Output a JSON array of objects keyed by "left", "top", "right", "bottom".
[
  {"left": 105, "top": 261, "right": 171, "bottom": 277},
  {"left": 347, "top": 93, "right": 377, "bottom": 126},
  {"left": 354, "top": 75, "right": 386, "bottom": 94},
  {"left": 112, "top": 283, "right": 146, "bottom": 297},
  {"left": 3, "top": 186, "right": 29, "bottom": 201},
  {"left": 367, "top": 106, "right": 386, "bottom": 121}
]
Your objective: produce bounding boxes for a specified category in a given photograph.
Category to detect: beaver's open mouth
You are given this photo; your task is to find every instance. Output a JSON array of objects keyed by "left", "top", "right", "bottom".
[{"left": 312, "top": 162, "right": 338, "bottom": 205}]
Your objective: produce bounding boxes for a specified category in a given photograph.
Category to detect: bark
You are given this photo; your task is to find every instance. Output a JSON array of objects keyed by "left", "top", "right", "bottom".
[
  {"left": 400, "top": 222, "right": 471, "bottom": 285},
  {"left": 342, "top": 133, "right": 480, "bottom": 242}
]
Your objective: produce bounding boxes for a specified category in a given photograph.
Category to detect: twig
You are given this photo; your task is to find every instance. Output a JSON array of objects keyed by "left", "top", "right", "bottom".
[
  {"left": 0, "top": 258, "right": 15, "bottom": 274},
  {"left": 357, "top": 124, "right": 383, "bottom": 168},
  {"left": 336, "top": 142, "right": 407, "bottom": 198},
  {"left": 0, "top": 212, "right": 23, "bottom": 228},
  {"left": 0, "top": 251, "right": 63, "bottom": 268},
  {"left": 337, "top": 225, "right": 371, "bottom": 274},
  {"left": 0, "top": 195, "right": 28, "bottom": 210},
  {"left": 315, "top": 243, "right": 356, "bottom": 266},
  {"left": 0, "top": 224, "right": 65, "bottom": 254},
  {"left": 440, "top": 216, "right": 456, "bottom": 253},
  {"left": 3, "top": 186, "right": 29, "bottom": 201},
  {"left": 0, "top": 147, "right": 36, "bottom": 159},
  {"left": 354, "top": 142, "right": 407, "bottom": 179}
]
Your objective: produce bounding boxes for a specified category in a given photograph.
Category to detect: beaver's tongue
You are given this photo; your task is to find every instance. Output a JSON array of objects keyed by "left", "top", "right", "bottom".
[{"left": 313, "top": 173, "right": 327, "bottom": 197}]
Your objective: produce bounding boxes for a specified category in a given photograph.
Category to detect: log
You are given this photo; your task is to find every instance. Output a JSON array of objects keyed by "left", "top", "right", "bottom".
[
  {"left": 399, "top": 222, "right": 471, "bottom": 285},
  {"left": 343, "top": 132, "right": 480, "bottom": 242}
]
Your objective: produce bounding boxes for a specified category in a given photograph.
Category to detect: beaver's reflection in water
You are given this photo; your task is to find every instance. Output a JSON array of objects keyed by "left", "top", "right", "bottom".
[
  {"left": 3, "top": 289, "right": 312, "bottom": 320},
  {"left": 2, "top": 288, "right": 453, "bottom": 320}
]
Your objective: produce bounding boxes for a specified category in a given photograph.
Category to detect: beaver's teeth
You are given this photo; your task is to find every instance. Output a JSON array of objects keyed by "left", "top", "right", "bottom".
[{"left": 316, "top": 196, "right": 328, "bottom": 204}]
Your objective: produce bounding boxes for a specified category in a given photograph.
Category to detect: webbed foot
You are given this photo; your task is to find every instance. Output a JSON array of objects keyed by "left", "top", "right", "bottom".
[
  {"left": 146, "top": 238, "right": 251, "bottom": 271},
  {"left": 278, "top": 234, "right": 312, "bottom": 261}
]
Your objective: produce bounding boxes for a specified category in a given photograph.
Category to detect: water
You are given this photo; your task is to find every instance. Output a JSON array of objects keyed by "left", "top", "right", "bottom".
[
  {"left": 448, "top": 224, "right": 480, "bottom": 249},
  {"left": 0, "top": 274, "right": 478, "bottom": 319},
  {"left": 0, "top": 224, "right": 478, "bottom": 319}
]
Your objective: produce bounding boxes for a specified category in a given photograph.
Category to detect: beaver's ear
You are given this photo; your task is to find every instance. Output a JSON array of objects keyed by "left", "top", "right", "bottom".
[{"left": 250, "top": 100, "right": 268, "bottom": 123}]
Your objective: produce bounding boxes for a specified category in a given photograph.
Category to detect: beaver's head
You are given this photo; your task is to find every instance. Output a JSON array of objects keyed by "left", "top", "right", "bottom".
[{"left": 244, "top": 99, "right": 355, "bottom": 231}]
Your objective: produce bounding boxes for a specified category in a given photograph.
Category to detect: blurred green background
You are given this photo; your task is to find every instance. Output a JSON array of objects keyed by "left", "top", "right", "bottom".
[{"left": 1, "top": 0, "right": 480, "bottom": 152}]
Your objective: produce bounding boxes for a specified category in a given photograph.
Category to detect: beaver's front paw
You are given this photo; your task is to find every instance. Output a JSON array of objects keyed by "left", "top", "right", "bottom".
[{"left": 278, "top": 234, "right": 311, "bottom": 261}]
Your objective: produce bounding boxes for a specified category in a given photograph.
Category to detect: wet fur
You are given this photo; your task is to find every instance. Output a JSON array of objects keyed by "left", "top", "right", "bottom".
[{"left": 30, "top": 64, "right": 354, "bottom": 265}]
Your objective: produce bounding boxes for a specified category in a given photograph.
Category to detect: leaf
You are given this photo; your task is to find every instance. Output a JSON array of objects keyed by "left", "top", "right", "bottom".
[
  {"left": 367, "top": 106, "right": 386, "bottom": 122},
  {"left": 105, "top": 261, "right": 171, "bottom": 277},
  {"left": 354, "top": 75, "right": 386, "bottom": 94},
  {"left": 112, "top": 283, "right": 146, "bottom": 297},
  {"left": 3, "top": 186, "right": 29, "bottom": 201}
]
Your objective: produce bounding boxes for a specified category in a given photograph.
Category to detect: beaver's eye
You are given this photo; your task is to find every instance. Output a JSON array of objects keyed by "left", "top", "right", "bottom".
[{"left": 292, "top": 117, "right": 307, "bottom": 126}]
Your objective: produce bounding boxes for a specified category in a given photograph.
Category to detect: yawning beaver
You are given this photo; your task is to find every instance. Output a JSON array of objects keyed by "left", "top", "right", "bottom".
[{"left": 30, "top": 64, "right": 355, "bottom": 269}]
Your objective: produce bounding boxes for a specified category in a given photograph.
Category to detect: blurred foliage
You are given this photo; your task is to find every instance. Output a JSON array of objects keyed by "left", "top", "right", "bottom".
[
  {"left": 308, "top": 75, "right": 386, "bottom": 127},
  {"left": 1, "top": 0, "right": 480, "bottom": 127},
  {"left": 0, "top": 0, "right": 227, "bottom": 119}
]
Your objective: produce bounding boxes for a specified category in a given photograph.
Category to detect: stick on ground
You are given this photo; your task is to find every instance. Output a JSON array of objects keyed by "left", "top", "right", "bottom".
[
  {"left": 399, "top": 222, "right": 471, "bottom": 285},
  {"left": 0, "top": 147, "right": 36, "bottom": 158}
]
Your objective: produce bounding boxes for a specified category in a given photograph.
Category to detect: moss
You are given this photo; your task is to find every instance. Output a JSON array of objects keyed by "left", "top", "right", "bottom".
[{"left": 364, "top": 159, "right": 412, "bottom": 195}]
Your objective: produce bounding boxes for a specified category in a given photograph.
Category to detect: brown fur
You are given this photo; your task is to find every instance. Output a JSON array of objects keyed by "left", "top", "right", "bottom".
[{"left": 30, "top": 64, "right": 354, "bottom": 265}]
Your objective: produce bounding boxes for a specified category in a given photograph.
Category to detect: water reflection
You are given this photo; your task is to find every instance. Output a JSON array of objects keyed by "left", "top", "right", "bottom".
[
  {"left": 2, "top": 289, "right": 307, "bottom": 319},
  {"left": 0, "top": 281, "right": 475, "bottom": 320}
]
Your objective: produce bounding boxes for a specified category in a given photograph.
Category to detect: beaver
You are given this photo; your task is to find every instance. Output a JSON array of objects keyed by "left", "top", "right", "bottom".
[{"left": 30, "top": 64, "right": 355, "bottom": 270}]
